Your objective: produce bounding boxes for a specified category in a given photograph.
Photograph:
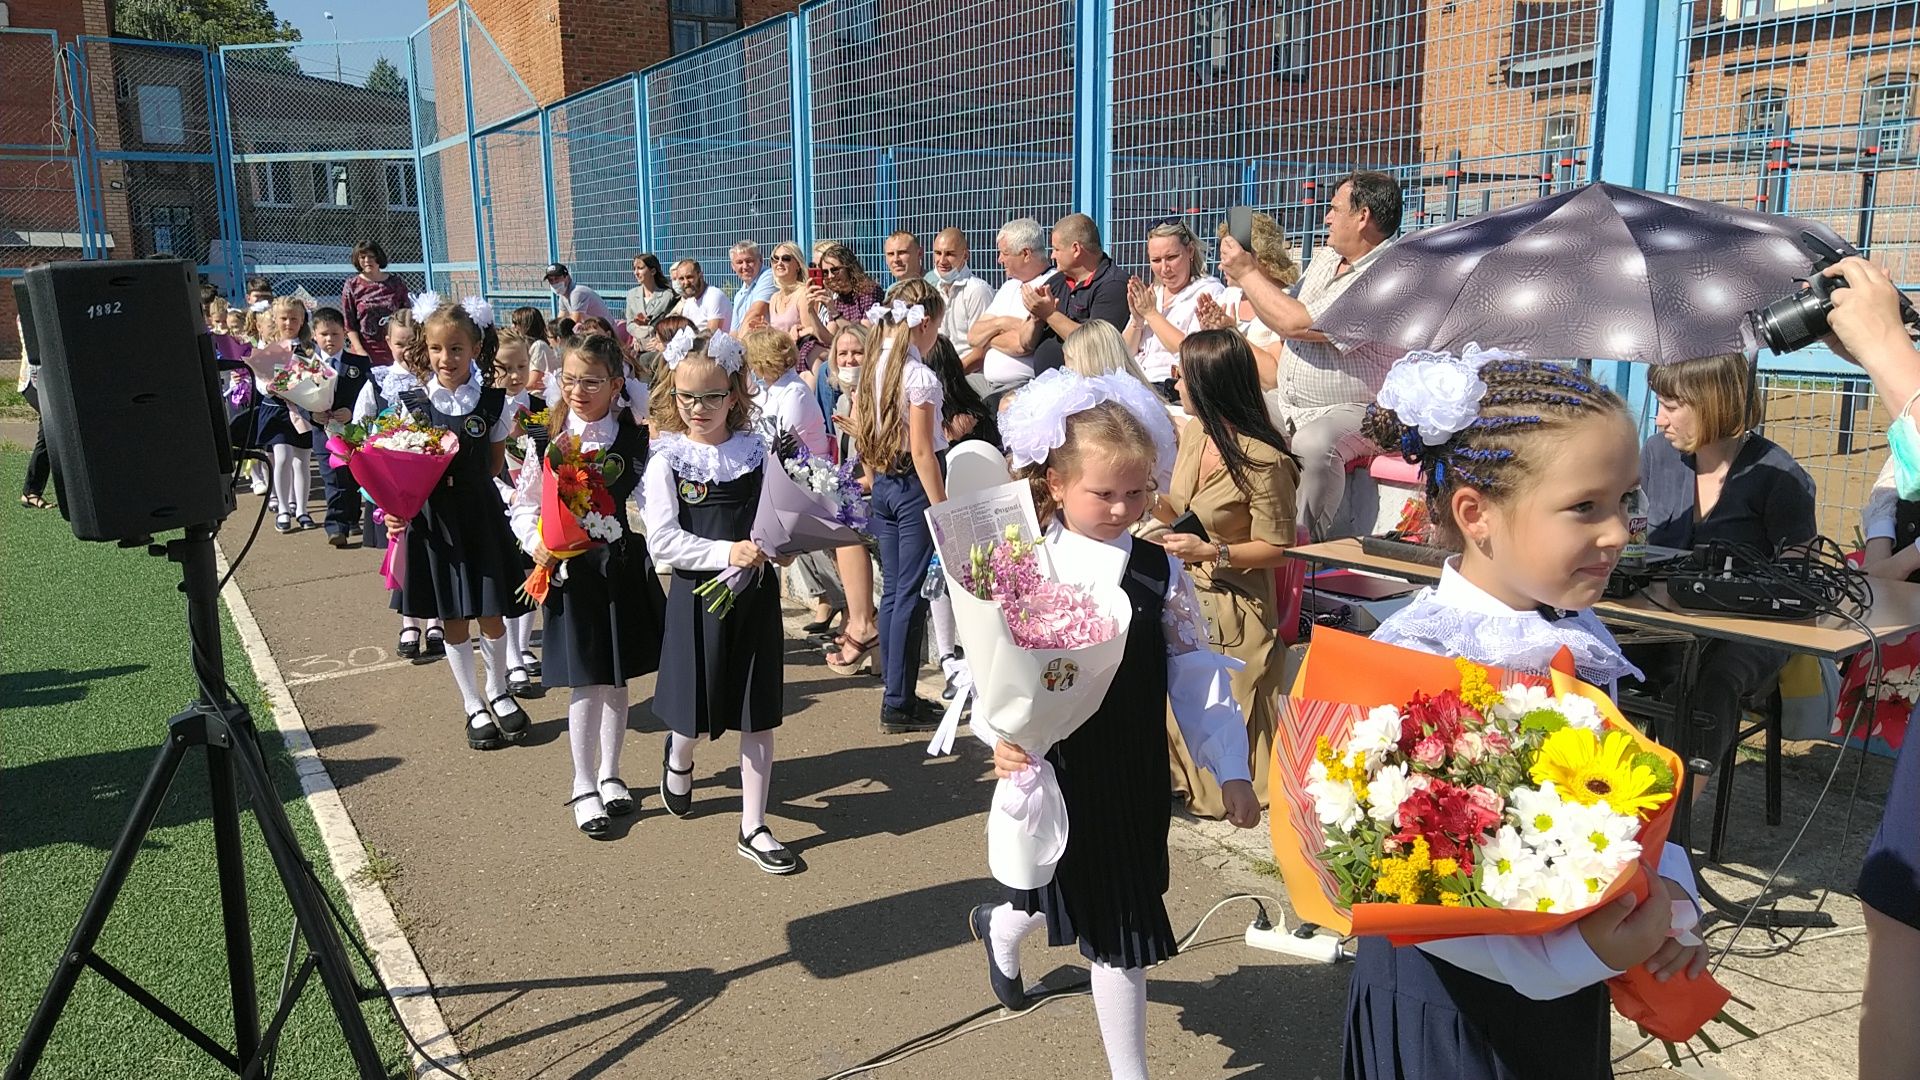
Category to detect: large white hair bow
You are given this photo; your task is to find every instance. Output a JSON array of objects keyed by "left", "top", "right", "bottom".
[
  {"left": 1376, "top": 341, "right": 1525, "bottom": 446},
  {"left": 865, "top": 300, "right": 927, "bottom": 328},
  {"left": 661, "top": 327, "right": 697, "bottom": 370},
  {"left": 459, "top": 295, "right": 495, "bottom": 329},
  {"left": 407, "top": 290, "right": 495, "bottom": 330},
  {"left": 1000, "top": 368, "right": 1179, "bottom": 491},
  {"left": 661, "top": 328, "right": 745, "bottom": 376}
]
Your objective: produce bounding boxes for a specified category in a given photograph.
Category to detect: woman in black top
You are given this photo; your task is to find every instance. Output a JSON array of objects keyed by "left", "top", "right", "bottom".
[{"left": 1637, "top": 352, "right": 1817, "bottom": 766}]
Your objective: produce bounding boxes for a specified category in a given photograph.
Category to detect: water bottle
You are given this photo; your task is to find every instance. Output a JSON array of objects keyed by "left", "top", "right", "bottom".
[
  {"left": 921, "top": 550, "right": 946, "bottom": 599},
  {"left": 1623, "top": 486, "right": 1649, "bottom": 564}
]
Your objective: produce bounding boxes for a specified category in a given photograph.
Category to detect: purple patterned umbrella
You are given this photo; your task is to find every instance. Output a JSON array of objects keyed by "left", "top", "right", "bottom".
[{"left": 1313, "top": 182, "right": 1857, "bottom": 365}]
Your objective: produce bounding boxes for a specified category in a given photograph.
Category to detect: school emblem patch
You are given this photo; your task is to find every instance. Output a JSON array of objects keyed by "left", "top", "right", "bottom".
[
  {"left": 346, "top": 365, "right": 362, "bottom": 380},
  {"left": 463, "top": 415, "right": 487, "bottom": 438},
  {"left": 601, "top": 453, "right": 625, "bottom": 485},
  {"left": 678, "top": 479, "right": 708, "bottom": 504},
  {"left": 1042, "top": 659, "right": 1079, "bottom": 692}
]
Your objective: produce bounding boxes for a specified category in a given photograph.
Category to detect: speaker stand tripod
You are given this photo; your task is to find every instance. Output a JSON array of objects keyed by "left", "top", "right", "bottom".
[{"left": 5, "top": 524, "right": 388, "bottom": 1079}]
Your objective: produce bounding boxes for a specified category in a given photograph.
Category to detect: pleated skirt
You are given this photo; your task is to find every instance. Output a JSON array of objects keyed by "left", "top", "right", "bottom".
[{"left": 541, "top": 541, "right": 666, "bottom": 688}]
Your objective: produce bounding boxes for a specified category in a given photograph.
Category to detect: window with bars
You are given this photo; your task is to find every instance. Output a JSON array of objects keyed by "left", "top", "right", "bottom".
[
  {"left": 385, "top": 161, "right": 418, "bottom": 211},
  {"left": 311, "top": 162, "right": 351, "bottom": 208},
  {"left": 253, "top": 142, "right": 293, "bottom": 207},
  {"left": 1542, "top": 112, "right": 1579, "bottom": 156},
  {"left": 1510, "top": 0, "right": 1598, "bottom": 60},
  {"left": 1273, "top": 0, "right": 1312, "bottom": 82},
  {"left": 1742, "top": 87, "right": 1789, "bottom": 141},
  {"left": 150, "top": 205, "right": 193, "bottom": 259},
  {"left": 1369, "top": 0, "right": 1409, "bottom": 84},
  {"left": 1192, "top": 2, "right": 1233, "bottom": 84},
  {"left": 670, "top": 0, "right": 740, "bottom": 56},
  {"left": 1864, "top": 75, "right": 1914, "bottom": 157}
]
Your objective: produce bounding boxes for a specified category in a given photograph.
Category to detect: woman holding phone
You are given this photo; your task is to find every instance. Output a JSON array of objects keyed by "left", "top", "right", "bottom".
[
  {"left": 797, "top": 242, "right": 883, "bottom": 373},
  {"left": 1152, "top": 329, "right": 1299, "bottom": 817}
]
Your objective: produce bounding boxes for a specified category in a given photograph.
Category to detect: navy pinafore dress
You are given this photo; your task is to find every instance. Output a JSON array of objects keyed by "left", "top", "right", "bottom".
[
  {"left": 1011, "top": 538, "right": 1177, "bottom": 969},
  {"left": 539, "top": 414, "right": 666, "bottom": 688},
  {"left": 1859, "top": 499, "right": 1920, "bottom": 930},
  {"left": 652, "top": 457, "right": 783, "bottom": 740},
  {"left": 394, "top": 385, "right": 530, "bottom": 621}
]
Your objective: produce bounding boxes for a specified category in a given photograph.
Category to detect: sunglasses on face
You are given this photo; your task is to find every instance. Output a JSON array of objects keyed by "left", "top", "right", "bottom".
[{"left": 771, "top": 253, "right": 798, "bottom": 262}]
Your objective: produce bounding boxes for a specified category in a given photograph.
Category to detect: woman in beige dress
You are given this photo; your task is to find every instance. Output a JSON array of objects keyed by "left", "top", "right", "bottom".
[{"left": 1156, "top": 329, "right": 1300, "bottom": 817}]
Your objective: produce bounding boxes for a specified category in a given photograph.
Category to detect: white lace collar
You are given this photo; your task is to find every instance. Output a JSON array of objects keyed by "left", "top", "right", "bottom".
[
  {"left": 1374, "top": 558, "right": 1644, "bottom": 687},
  {"left": 375, "top": 365, "right": 422, "bottom": 398},
  {"left": 426, "top": 365, "right": 484, "bottom": 416},
  {"left": 654, "top": 430, "right": 765, "bottom": 483}
]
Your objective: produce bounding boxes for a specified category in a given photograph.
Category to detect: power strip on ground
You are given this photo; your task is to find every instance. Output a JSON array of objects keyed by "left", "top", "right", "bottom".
[{"left": 1244, "top": 919, "right": 1349, "bottom": 963}]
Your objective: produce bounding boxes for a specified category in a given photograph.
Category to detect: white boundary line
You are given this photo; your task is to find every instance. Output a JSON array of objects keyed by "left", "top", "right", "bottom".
[{"left": 215, "top": 544, "right": 470, "bottom": 1080}]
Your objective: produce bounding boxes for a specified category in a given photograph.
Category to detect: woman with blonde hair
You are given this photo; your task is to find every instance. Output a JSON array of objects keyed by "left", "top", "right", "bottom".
[
  {"left": 1063, "top": 319, "right": 1154, "bottom": 386},
  {"left": 1124, "top": 219, "right": 1224, "bottom": 402},
  {"left": 760, "top": 241, "right": 811, "bottom": 343}
]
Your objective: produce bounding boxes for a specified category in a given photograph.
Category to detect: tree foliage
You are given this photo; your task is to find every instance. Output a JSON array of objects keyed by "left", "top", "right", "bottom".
[
  {"left": 364, "top": 57, "right": 406, "bottom": 97},
  {"left": 115, "top": 0, "right": 303, "bottom": 50}
]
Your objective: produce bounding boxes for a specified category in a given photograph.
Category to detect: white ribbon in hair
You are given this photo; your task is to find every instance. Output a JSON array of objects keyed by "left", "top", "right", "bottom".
[
  {"left": 248, "top": 299, "right": 271, "bottom": 314},
  {"left": 409, "top": 290, "right": 443, "bottom": 323},
  {"left": 1376, "top": 341, "right": 1525, "bottom": 446},
  {"left": 661, "top": 327, "right": 697, "bottom": 370},
  {"left": 864, "top": 300, "right": 927, "bottom": 328},
  {"left": 707, "top": 331, "right": 745, "bottom": 375},
  {"left": 459, "top": 295, "right": 495, "bottom": 329},
  {"left": 999, "top": 367, "right": 1179, "bottom": 491}
]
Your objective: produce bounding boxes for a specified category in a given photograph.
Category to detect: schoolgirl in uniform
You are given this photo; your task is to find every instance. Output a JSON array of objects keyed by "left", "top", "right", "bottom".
[
  {"left": 1345, "top": 353, "right": 1708, "bottom": 1080},
  {"left": 354, "top": 308, "right": 444, "bottom": 662},
  {"left": 492, "top": 329, "right": 545, "bottom": 693},
  {"left": 509, "top": 332, "right": 665, "bottom": 836},
  {"left": 382, "top": 295, "right": 532, "bottom": 750},
  {"left": 256, "top": 296, "right": 315, "bottom": 533},
  {"left": 642, "top": 329, "right": 794, "bottom": 874},
  {"left": 977, "top": 371, "right": 1260, "bottom": 1080}
]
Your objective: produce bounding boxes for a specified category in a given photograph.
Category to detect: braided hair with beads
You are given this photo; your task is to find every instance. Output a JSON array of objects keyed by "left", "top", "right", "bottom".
[{"left": 1362, "top": 359, "right": 1632, "bottom": 547}]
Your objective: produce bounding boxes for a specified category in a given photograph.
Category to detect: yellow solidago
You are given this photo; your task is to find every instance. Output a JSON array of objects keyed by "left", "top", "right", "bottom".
[{"left": 1454, "top": 657, "right": 1502, "bottom": 713}]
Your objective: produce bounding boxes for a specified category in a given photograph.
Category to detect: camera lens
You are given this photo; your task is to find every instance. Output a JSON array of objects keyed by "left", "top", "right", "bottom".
[{"left": 1750, "top": 290, "right": 1833, "bottom": 355}]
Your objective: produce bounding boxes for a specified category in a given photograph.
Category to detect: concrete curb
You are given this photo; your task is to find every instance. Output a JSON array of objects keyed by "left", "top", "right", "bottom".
[{"left": 215, "top": 542, "right": 470, "bottom": 1080}]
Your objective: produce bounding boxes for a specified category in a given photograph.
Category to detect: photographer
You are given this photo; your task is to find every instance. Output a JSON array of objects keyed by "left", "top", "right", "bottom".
[{"left": 1824, "top": 254, "right": 1920, "bottom": 1080}]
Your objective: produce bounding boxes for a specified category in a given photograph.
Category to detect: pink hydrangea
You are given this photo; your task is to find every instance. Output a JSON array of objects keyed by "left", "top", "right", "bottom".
[{"left": 962, "top": 529, "right": 1117, "bottom": 651}]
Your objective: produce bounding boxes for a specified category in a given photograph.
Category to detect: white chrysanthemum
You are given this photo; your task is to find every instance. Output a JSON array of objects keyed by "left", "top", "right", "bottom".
[
  {"left": 1509, "top": 782, "right": 1567, "bottom": 843},
  {"left": 1496, "top": 684, "right": 1554, "bottom": 720},
  {"left": 1555, "top": 693, "right": 1606, "bottom": 732},
  {"left": 1552, "top": 801, "right": 1642, "bottom": 885},
  {"left": 580, "top": 511, "right": 623, "bottom": 542},
  {"left": 1365, "top": 762, "right": 1416, "bottom": 825},
  {"left": 1346, "top": 705, "right": 1404, "bottom": 770},
  {"left": 1516, "top": 864, "right": 1592, "bottom": 914},
  {"left": 1305, "top": 760, "right": 1362, "bottom": 835},
  {"left": 1476, "top": 826, "right": 1549, "bottom": 908}
]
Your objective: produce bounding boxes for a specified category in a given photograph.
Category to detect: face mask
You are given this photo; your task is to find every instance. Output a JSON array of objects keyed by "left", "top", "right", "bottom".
[
  {"left": 928, "top": 266, "right": 959, "bottom": 285},
  {"left": 1891, "top": 412, "right": 1920, "bottom": 500},
  {"left": 837, "top": 364, "right": 860, "bottom": 389}
]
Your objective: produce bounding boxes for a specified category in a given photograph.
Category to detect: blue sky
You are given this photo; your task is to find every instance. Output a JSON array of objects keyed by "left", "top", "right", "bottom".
[{"left": 272, "top": 0, "right": 431, "bottom": 82}]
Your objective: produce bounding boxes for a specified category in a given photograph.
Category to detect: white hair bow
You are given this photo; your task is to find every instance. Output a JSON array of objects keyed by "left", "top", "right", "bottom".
[
  {"left": 864, "top": 300, "right": 927, "bottom": 328},
  {"left": 662, "top": 327, "right": 697, "bottom": 370},
  {"left": 1376, "top": 342, "right": 1526, "bottom": 446},
  {"left": 999, "top": 368, "right": 1178, "bottom": 491},
  {"left": 459, "top": 295, "right": 495, "bottom": 329},
  {"left": 409, "top": 290, "right": 442, "bottom": 323},
  {"left": 706, "top": 331, "right": 745, "bottom": 375},
  {"left": 248, "top": 299, "right": 271, "bottom": 314}
]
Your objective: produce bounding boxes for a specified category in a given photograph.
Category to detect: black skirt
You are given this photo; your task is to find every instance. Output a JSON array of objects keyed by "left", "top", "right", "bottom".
[
  {"left": 541, "top": 539, "right": 666, "bottom": 688},
  {"left": 653, "top": 566, "right": 783, "bottom": 739},
  {"left": 397, "top": 480, "right": 530, "bottom": 621},
  {"left": 1343, "top": 939, "right": 1612, "bottom": 1080}
]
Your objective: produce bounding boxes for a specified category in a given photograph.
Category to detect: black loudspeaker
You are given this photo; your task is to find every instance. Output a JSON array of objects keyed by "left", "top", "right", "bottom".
[
  {"left": 24, "top": 259, "right": 234, "bottom": 542},
  {"left": 12, "top": 278, "right": 40, "bottom": 361}
]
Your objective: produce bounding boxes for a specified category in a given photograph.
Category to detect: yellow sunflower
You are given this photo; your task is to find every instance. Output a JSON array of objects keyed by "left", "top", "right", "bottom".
[{"left": 1530, "top": 729, "right": 1671, "bottom": 817}]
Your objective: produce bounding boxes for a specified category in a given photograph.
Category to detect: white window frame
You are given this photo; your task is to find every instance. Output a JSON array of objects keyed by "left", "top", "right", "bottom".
[
  {"left": 1274, "top": 0, "right": 1312, "bottom": 82},
  {"left": 1864, "top": 74, "right": 1914, "bottom": 157},
  {"left": 311, "top": 162, "right": 351, "bottom": 209},
  {"left": 1742, "top": 87, "right": 1789, "bottom": 140},
  {"left": 253, "top": 142, "right": 293, "bottom": 208},
  {"left": 1542, "top": 113, "right": 1579, "bottom": 156},
  {"left": 1192, "top": 1, "right": 1233, "bottom": 85},
  {"left": 385, "top": 161, "right": 419, "bottom": 211},
  {"left": 136, "top": 84, "right": 186, "bottom": 146}
]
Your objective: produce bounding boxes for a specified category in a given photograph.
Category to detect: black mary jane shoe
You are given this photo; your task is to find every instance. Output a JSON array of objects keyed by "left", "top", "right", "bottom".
[
  {"left": 488, "top": 694, "right": 531, "bottom": 742},
  {"left": 737, "top": 826, "right": 799, "bottom": 875},
  {"left": 599, "top": 776, "right": 634, "bottom": 816},
  {"left": 565, "top": 792, "right": 611, "bottom": 839},
  {"left": 968, "top": 903, "right": 1030, "bottom": 1011},
  {"left": 506, "top": 665, "right": 532, "bottom": 695},
  {"left": 417, "top": 627, "right": 446, "bottom": 664},
  {"left": 660, "top": 737, "right": 694, "bottom": 819},
  {"left": 396, "top": 628, "right": 422, "bottom": 661},
  {"left": 520, "top": 651, "right": 542, "bottom": 679},
  {"left": 466, "top": 711, "right": 506, "bottom": 751},
  {"left": 296, "top": 514, "right": 317, "bottom": 531}
]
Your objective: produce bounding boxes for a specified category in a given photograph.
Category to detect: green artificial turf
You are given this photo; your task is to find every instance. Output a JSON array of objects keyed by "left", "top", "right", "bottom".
[{"left": 0, "top": 451, "right": 411, "bottom": 1078}]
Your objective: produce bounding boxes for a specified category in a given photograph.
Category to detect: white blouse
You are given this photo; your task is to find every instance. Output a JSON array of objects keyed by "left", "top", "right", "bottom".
[
  {"left": 1132, "top": 275, "right": 1225, "bottom": 384},
  {"left": 353, "top": 365, "right": 419, "bottom": 423},
  {"left": 1372, "top": 559, "right": 1698, "bottom": 1001},
  {"left": 506, "top": 408, "right": 623, "bottom": 552},
  {"left": 752, "top": 370, "right": 830, "bottom": 458},
  {"left": 866, "top": 344, "right": 947, "bottom": 454},
  {"left": 974, "top": 522, "right": 1253, "bottom": 785},
  {"left": 640, "top": 430, "right": 767, "bottom": 573}
]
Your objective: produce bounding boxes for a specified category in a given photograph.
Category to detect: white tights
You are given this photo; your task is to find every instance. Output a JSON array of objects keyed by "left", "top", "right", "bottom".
[
  {"left": 668, "top": 730, "right": 778, "bottom": 850},
  {"left": 985, "top": 902, "right": 1147, "bottom": 1080},
  {"left": 567, "top": 685, "right": 629, "bottom": 796},
  {"left": 270, "top": 443, "right": 310, "bottom": 519}
]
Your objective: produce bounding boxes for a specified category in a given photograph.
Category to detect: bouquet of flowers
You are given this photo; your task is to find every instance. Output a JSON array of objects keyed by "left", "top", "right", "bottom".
[
  {"left": 781, "top": 442, "right": 869, "bottom": 533},
  {"left": 518, "top": 432, "right": 626, "bottom": 605},
  {"left": 268, "top": 354, "right": 339, "bottom": 414},
  {"left": 326, "top": 411, "right": 459, "bottom": 589},
  {"left": 1271, "top": 628, "right": 1743, "bottom": 1045},
  {"left": 924, "top": 442, "right": 1133, "bottom": 888},
  {"left": 690, "top": 442, "right": 866, "bottom": 617}
]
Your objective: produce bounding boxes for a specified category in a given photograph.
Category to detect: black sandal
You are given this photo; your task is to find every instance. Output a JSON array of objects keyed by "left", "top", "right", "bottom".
[
  {"left": 488, "top": 694, "right": 531, "bottom": 741},
  {"left": 396, "top": 628, "right": 422, "bottom": 661},
  {"left": 466, "top": 710, "right": 505, "bottom": 751},
  {"left": 506, "top": 665, "right": 532, "bottom": 695},
  {"left": 660, "top": 737, "right": 694, "bottom": 819},
  {"left": 565, "top": 791, "right": 611, "bottom": 838},
  {"left": 599, "top": 777, "right": 634, "bottom": 816},
  {"left": 19, "top": 493, "right": 51, "bottom": 510},
  {"left": 736, "top": 826, "right": 798, "bottom": 875},
  {"left": 521, "top": 650, "right": 542, "bottom": 678}
]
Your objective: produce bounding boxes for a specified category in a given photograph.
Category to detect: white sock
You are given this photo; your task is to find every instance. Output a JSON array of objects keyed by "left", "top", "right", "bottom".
[
  {"left": 401, "top": 616, "right": 424, "bottom": 635},
  {"left": 931, "top": 593, "right": 956, "bottom": 660},
  {"left": 987, "top": 903, "right": 1046, "bottom": 980},
  {"left": 480, "top": 634, "right": 510, "bottom": 711},
  {"left": 598, "top": 686, "right": 629, "bottom": 785},
  {"left": 740, "top": 729, "right": 776, "bottom": 850},
  {"left": 428, "top": 617, "right": 444, "bottom": 633},
  {"left": 446, "top": 639, "right": 485, "bottom": 719},
  {"left": 567, "top": 689, "right": 599, "bottom": 798},
  {"left": 667, "top": 732, "right": 697, "bottom": 797},
  {"left": 1089, "top": 962, "right": 1148, "bottom": 1080},
  {"left": 504, "top": 612, "right": 532, "bottom": 663}
]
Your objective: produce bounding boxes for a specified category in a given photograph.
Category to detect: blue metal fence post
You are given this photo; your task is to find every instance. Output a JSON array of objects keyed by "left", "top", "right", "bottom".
[
  {"left": 876, "top": 148, "right": 897, "bottom": 239},
  {"left": 406, "top": 28, "right": 434, "bottom": 285},
  {"left": 788, "top": 11, "right": 814, "bottom": 253},
  {"left": 458, "top": 1, "right": 487, "bottom": 293},
  {"left": 1071, "top": 0, "right": 1113, "bottom": 236},
  {"left": 541, "top": 106, "right": 560, "bottom": 269},
  {"left": 635, "top": 75, "right": 654, "bottom": 253},
  {"left": 208, "top": 48, "right": 245, "bottom": 294},
  {"left": 1590, "top": 0, "right": 1685, "bottom": 403}
]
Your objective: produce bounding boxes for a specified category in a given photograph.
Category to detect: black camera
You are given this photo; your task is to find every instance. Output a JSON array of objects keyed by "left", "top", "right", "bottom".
[{"left": 1747, "top": 231, "right": 1851, "bottom": 355}]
